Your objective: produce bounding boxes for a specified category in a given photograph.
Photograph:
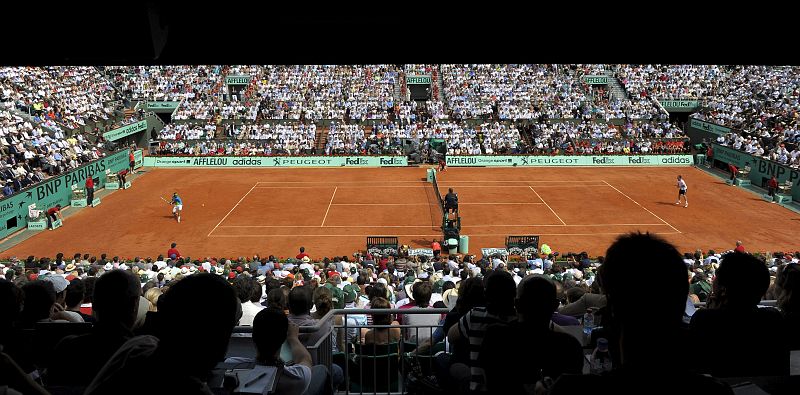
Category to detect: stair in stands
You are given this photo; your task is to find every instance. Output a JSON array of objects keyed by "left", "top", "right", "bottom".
[
  {"left": 604, "top": 69, "right": 629, "bottom": 101},
  {"left": 314, "top": 127, "right": 327, "bottom": 153}
]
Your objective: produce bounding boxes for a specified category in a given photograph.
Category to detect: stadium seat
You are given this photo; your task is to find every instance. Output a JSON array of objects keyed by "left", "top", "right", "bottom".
[{"left": 349, "top": 353, "right": 401, "bottom": 393}]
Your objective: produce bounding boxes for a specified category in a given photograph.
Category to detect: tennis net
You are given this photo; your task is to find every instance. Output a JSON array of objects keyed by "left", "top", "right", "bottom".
[{"left": 431, "top": 170, "right": 445, "bottom": 218}]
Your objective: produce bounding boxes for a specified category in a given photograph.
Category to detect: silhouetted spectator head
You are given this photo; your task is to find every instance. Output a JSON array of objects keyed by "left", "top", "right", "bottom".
[
  {"left": 565, "top": 287, "right": 586, "bottom": 304},
  {"left": 93, "top": 269, "right": 141, "bottom": 328},
  {"left": 20, "top": 280, "right": 56, "bottom": 326},
  {"left": 412, "top": 280, "right": 433, "bottom": 308},
  {"left": 267, "top": 287, "right": 287, "bottom": 311},
  {"left": 288, "top": 286, "right": 313, "bottom": 315},
  {"left": 714, "top": 252, "right": 770, "bottom": 308},
  {"left": 156, "top": 273, "right": 238, "bottom": 374},
  {"left": 776, "top": 263, "right": 800, "bottom": 313},
  {"left": 600, "top": 232, "right": 687, "bottom": 330},
  {"left": 253, "top": 308, "right": 288, "bottom": 364},
  {"left": 484, "top": 269, "right": 516, "bottom": 315},
  {"left": 0, "top": 279, "right": 23, "bottom": 335},
  {"left": 455, "top": 277, "right": 485, "bottom": 315},
  {"left": 65, "top": 278, "right": 85, "bottom": 309},
  {"left": 249, "top": 278, "right": 262, "bottom": 303},
  {"left": 368, "top": 282, "right": 388, "bottom": 302},
  {"left": 233, "top": 275, "right": 255, "bottom": 303},
  {"left": 516, "top": 275, "right": 559, "bottom": 327}
]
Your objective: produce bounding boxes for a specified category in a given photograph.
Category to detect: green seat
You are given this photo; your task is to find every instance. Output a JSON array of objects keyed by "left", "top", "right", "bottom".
[
  {"left": 349, "top": 353, "right": 401, "bottom": 393},
  {"left": 353, "top": 342, "right": 399, "bottom": 357}
]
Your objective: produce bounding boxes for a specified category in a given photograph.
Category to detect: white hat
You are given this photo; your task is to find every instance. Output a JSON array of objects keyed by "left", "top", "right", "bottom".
[
  {"left": 377, "top": 278, "right": 388, "bottom": 286},
  {"left": 42, "top": 274, "right": 69, "bottom": 293},
  {"left": 119, "top": 263, "right": 129, "bottom": 271},
  {"left": 103, "top": 263, "right": 113, "bottom": 271}
]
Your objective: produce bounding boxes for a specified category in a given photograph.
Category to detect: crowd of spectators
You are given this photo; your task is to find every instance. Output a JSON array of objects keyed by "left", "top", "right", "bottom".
[
  {"left": 158, "top": 123, "right": 215, "bottom": 140},
  {"left": 715, "top": 131, "right": 800, "bottom": 168},
  {"left": 615, "top": 64, "right": 728, "bottom": 100},
  {"left": 0, "top": 234, "right": 796, "bottom": 394},
  {"left": 252, "top": 65, "right": 397, "bottom": 121},
  {"left": 325, "top": 123, "right": 366, "bottom": 155},
  {"left": 1, "top": 67, "right": 120, "bottom": 130},
  {"left": 0, "top": 107, "right": 107, "bottom": 198},
  {"left": 156, "top": 123, "right": 317, "bottom": 156}
]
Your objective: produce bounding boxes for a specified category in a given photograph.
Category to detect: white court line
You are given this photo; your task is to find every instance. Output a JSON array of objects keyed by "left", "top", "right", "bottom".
[
  {"left": 328, "top": 202, "right": 546, "bottom": 206},
  {"left": 218, "top": 223, "right": 666, "bottom": 228},
  {"left": 602, "top": 180, "right": 682, "bottom": 234},
  {"left": 253, "top": 185, "right": 608, "bottom": 189},
  {"left": 320, "top": 187, "right": 338, "bottom": 227},
  {"left": 207, "top": 183, "right": 258, "bottom": 237},
  {"left": 529, "top": 186, "right": 567, "bottom": 225},
  {"left": 254, "top": 186, "right": 330, "bottom": 189},
  {"left": 256, "top": 180, "right": 597, "bottom": 184},
  {"left": 209, "top": 232, "right": 683, "bottom": 237}
]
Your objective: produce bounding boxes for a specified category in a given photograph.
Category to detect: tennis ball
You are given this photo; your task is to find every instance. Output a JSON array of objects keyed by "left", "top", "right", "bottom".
[{"left": 202, "top": 204, "right": 205, "bottom": 207}]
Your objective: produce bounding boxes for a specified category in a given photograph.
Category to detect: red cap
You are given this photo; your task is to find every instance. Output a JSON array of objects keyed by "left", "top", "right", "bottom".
[{"left": 228, "top": 272, "right": 236, "bottom": 279}]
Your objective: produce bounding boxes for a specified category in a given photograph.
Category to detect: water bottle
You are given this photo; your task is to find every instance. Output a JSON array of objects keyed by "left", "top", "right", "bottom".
[
  {"left": 590, "top": 338, "right": 612, "bottom": 374},
  {"left": 582, "top": 309, "right": 595, "bottom": 337}
]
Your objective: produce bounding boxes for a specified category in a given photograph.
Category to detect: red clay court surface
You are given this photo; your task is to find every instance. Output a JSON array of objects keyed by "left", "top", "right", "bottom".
[{"left": 3, "top": 166, "right": 800, "bottom": 259}]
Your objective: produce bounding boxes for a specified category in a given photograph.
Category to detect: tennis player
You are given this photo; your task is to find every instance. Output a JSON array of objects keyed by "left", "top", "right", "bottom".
[
  {"left": 171, "top": 192, "right": 183, "bottom": 223},
  {"left": 675, "top": 175, "right": 688, "bottom": 208},
  {"left": 438, "top": 157, "right": 447, "bottom": 172}
]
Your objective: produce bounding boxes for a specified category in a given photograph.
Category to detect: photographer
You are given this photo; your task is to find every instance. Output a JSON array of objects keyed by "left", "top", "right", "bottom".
[{"left": 238, "top": 308, "right": 331, "bottom": 395}]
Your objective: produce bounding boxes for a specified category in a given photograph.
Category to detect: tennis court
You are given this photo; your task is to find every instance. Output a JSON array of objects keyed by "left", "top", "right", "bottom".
[{"left": 3, "top": 166, "right": 799, "bottom": 258}]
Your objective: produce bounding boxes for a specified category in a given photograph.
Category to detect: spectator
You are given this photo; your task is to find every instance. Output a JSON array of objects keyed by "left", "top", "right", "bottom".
[
  {"left": 775, "top": 262, "right": 800, "bottom": 349},
  {"left": 481, "top": 275, "right": 584, "bottom": 394},
  {"left": 690, "top": 252, "right": 789, "bottom": 377},
  {"left": 233, "top": 276, "right": 261, "bottom": 326},
  {"left": 550, "top": 232, "right": 732, "bottom": 394},
  {"left": 249, "top": 308, "right": 332, "bottom": 395},
  {"left": 166, "top": 242, "right": 180, "bottom": 259},
  {"left": 63, "top": 278, "right": 94, "bottom": 323},
  {"left": 47, "top": 270, "right": 141, "bottom": 387},
  {"left": 447, "top": 270, "right": 516, "bottom": 394},
  {"left": 734, "top": 240, "right": 745, "bottom": 253},
  {"left": 363, "top": 297, "right": 401, "bottom": 345},
  {"left": 287, "top": 286, "right": 328, "bottom": 350},
  {"left": 296, "top": 247, "right": 309, "bottom": 260},
  {"left": 85, "top": 273, "right": 239, "bottom": 395},
  {"left": 266, "top": 287, "right": 288, "bottom": 313}
]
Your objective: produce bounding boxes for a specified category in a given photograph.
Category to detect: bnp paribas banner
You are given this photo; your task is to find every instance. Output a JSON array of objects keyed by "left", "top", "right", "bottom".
[
  {"left": 0, "top": 149, "right": 130, "bottom": 239},
  {"left": 446, "top": 155, "right": 694, "bottom": 167},
  {"left": 710, "top": 143, "right": 800, "bottom": 202},
  {"left": 143, "top": 156, "right": 408, "bottom": 167}
]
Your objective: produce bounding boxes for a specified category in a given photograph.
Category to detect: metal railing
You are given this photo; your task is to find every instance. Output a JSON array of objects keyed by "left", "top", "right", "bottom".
[{"left": 228, "top": 308, "right": 450, "bottom": 394}]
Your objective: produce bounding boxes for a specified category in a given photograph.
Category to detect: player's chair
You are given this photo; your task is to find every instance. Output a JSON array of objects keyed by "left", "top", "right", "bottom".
[
  {"left": 775, "top": 181, "right": 793, "bottom": 204},
  {"left": 734, "top": 167, "right": 752, "bottom": 186}
]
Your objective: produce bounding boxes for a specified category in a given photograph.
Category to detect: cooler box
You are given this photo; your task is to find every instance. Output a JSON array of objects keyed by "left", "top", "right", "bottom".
[
  {"left": 447, "top": 238, "right": 458, "bottom": 254},
  {"left": 458, "top": 235, "right": 469, "bottom": 254}
]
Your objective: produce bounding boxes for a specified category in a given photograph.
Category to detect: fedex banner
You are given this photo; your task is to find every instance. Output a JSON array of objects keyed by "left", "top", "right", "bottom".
[
  {"left": 143, "top": 156, "right": 408, "bottom": 167},
  {"left": 445, "top": 155, "right": 694, "bottom": 167}
]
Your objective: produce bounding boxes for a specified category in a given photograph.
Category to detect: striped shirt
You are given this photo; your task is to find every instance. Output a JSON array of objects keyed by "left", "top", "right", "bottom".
[{"left": 457, "top": 307, "right": 515, "bottom": 392}]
